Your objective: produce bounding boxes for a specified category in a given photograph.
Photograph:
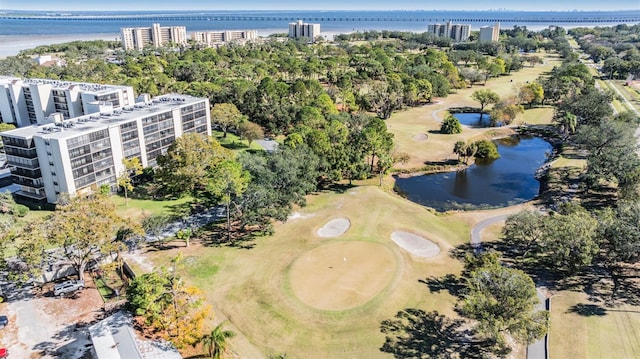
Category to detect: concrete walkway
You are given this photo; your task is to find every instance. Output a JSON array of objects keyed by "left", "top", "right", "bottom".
[{"left": 470, "top": 214, "right": 548, "bottom": 359}]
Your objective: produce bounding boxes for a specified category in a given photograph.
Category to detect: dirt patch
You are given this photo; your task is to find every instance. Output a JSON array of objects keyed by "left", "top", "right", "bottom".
[
  {"left": 316, "top": 218, "right": 350, "bottom": 238},
  {"left": 288, "top": 212, "right": 316, "bottom": 221},
  {"left": 1, "top": 276, "right": 105, "bottom": 359},
  {"left": 391, "top": 231, "right": 440, "bottom": 258},
  {"left": 289, "top": 241, "right": 397, "bottom": 310}
]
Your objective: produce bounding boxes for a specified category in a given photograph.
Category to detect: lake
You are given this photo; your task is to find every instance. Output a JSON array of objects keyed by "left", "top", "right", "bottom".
[
  {"left": 394, "top": 136, "right": 552, "bottom": 211},
  {"left": 453, "top": 112, "right": 493, "bottom": 127}
]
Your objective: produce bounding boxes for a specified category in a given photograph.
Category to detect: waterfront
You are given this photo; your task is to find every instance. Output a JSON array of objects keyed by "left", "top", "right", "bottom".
[
  {"left": 394, "top": 136, "right": 552, "bottom": 211},
  {"left": 0, "top": 9, "right": 638, "bottom": 57}
]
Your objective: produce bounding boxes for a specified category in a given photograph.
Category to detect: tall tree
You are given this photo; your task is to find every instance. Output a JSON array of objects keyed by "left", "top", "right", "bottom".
[
  {"left": 126, "top": 265, "right": 210, "bottom": 349},
  {"left": 471, "top": 89, "right": 500, "bottom": 122},
  {"left": 117, "top": 157, "right": 143, "bottom": 206},
  {"left": 237, "top": 121, "right": 264, "bottom": 147},
  {"left": 16, "top": 193, "right": 123, "bottom": 282},
  {"left": 211, "top": 103, "right": 245, "bottom": 138},
  {"left": 156, "top": 133, "right": 233, "bottom": 197},
  {"left": 459, "top": 258, "right": 548, "bottom": 354},
  {"left": 205, "top": 160, "right": 250, "bottom": 242}
]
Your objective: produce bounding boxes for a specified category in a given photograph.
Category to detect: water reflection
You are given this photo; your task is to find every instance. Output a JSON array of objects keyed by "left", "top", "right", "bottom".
[{"left": 394, "top": 136, "right": 552, "bottom": 211}]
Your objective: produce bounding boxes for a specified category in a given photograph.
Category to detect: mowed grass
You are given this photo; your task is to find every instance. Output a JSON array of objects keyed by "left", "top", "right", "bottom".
[
  {"left": 550, "top": 291, "right": 640, "bottom": 359},
  {"left": 146, "top": 185, "right": 469, "bottom": 358},
  {"left": 111, "top": 193, "right": 193, "bottom": 220},
  {"left": 478, "top": 216, "right": 640, "bottom": 359},
  {"left": 387, "top": 52, "right": 562, "bottom": 170}
]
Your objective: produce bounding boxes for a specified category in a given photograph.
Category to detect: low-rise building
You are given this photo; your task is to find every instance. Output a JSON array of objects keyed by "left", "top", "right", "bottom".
[{"left": 0, "top": 94, "right": 211, "bottom": 203}]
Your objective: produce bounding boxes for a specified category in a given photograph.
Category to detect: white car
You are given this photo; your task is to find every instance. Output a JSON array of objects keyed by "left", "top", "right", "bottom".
[{"left": 53, "top": 280, "right": 85, "bottom": 296}]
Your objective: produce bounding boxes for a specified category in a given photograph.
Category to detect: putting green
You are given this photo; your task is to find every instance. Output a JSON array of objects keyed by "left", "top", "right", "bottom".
[{"left": 289, "top": 241, "right": 397, "bottom": 311}]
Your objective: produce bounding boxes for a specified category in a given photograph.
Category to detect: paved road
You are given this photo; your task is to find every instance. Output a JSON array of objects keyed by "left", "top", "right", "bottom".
[
  {"left": 469, "top": 214, "right": 509, "bottom": 253},
  {"left": 470, "top": 214, "right": 548, "bottom": 359}
]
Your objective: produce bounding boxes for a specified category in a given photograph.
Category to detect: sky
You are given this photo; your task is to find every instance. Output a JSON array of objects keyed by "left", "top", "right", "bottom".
[{"left": 1, "top": 0, "right": 638, "bottom": 11}]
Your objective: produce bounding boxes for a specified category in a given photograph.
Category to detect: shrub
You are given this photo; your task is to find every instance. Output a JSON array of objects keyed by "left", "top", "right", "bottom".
[
  {"left": 440, "top": 115, "right": 463, "bottom": 134},
  {"left": 474, "top": 140, "right": 500, "bottom": 160}
]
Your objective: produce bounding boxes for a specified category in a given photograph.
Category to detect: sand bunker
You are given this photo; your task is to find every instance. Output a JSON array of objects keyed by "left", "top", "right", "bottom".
[
  {"left": 413, "top": 134, "right": 428, "bottom": 141},
  {"left": 391, "top": 231, "right": 440, "bottom": 258},
  {"left": 317, "top": 218, "right": 350, "bottom": 237},
  {"left": 289, "top": 241, "right": 396, "bottom": 310}
]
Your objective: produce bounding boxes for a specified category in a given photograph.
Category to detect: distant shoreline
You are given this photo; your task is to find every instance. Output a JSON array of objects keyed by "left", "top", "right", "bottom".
[{"left": 0, "top": 33, "right": 120, "bottom": 58}]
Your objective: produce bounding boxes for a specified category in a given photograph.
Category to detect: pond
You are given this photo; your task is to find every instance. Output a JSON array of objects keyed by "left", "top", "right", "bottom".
[
  {"left": 453, "top": 112, "right": 493, "bottom": 127},
  {"left": 394, "top": 136, "right": 552, "bottom": 211}
]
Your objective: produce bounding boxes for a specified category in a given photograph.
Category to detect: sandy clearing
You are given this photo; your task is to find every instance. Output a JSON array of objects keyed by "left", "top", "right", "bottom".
[
  {"left": 288, "top": 212, "right": 316, "bottom": 221},
  {"left": 316, "top": 218, "right": 350, "bottom": 237},
  {"left": 391, "top": 231, "right": 440, "bottom": 258}
]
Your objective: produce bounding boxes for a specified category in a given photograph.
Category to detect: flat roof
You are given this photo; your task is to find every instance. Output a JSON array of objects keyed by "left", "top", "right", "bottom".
[
  {"left": 0, "top": 94, "right": 205, "bottom": 141},
  {"left": 0, "top": 76, "right": 132, "bottom": 94}
]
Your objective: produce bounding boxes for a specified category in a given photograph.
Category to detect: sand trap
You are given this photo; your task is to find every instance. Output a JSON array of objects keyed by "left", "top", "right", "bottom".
[
  {"left": 289, "top": 241, "right": 396, "bottom": 310},
  {"left": 391, "top": 231, "right": 440, "bottom": 258},
  {"left": 317, "top": 218, "right": 350, "bottom": 237},
  {"left": 413, "top": 134, "right": 428, "bottom": 141}
]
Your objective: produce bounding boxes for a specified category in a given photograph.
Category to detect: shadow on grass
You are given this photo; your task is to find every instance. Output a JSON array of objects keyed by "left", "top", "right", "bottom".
[
  {"left": 567, "top": 303, "right": 608, "bottom": 316},
  {"left": 380, "top": 308, "right": 490, "bottom": 359},
  {"left": 420, "top": 274, "right": 464, "bottom": 298}
]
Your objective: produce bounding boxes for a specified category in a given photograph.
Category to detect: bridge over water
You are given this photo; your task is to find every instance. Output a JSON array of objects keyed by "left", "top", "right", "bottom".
[{"left": 1, "top": 15, "right": 639, "bottom": 24}]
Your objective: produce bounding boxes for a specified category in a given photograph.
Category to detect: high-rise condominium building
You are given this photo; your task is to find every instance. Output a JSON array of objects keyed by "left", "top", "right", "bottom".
[
  {"left": 479, "top": 23, "right": 501, "bottom": 42},
  {"left": 191, "top": 30, "right": 258, "bottom": 47},
  {"left": 0, "top": 77, "right": 135, "bottom": 128},
  {"left": 427, "top": 21, "right": 471, "bottom": 42},
  {"left": 121, "top": 23, "right": 188, "bottom": 51},
  {"left": 0, "top": 94, "right": 211, "bottom": 203},
  {"left": 288, "top": 20, "right": 321, "bottom": 42}
]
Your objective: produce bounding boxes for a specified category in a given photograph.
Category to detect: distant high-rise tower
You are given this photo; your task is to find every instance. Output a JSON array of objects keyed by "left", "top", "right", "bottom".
[
  {"left": 288, "top": 20, "right": 321, "bottom": 42},
  {"left": 479, "top": 23, "right": 500, "bottom": 42},
  {"left": 427, "top": 21, "right": 471, "bottom": 42}
]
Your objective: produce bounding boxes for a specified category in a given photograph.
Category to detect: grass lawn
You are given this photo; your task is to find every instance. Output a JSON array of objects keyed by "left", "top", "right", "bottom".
[
  {"left": 387, "top": 51, "right": 562, "bottom": 171},
  {"left": 213, "top": 130, "right": 265, "bottom": 153},
  {"left": 145, "top": 185, "right": 469, "bottom": 358},
  {"left": 111, "top": 193, "right": 193, "bottom": 220},
  {"left": 550, "top": 290, "right": 640, "bottom": 359},
  {"left": 477, "top": 205, "right": 640, "bottom": 359}
]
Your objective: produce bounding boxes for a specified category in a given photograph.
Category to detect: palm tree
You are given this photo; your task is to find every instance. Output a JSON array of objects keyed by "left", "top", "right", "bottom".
[{"left": 201, "top": 323, "right": 236, "bottom": 359}]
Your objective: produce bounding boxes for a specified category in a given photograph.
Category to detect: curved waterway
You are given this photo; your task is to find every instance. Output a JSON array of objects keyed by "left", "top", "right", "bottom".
[{"left": 395, "top": 136, "right": 552, "bottom": 211}]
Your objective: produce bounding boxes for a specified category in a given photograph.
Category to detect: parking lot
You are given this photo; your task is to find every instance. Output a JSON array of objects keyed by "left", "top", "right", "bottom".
[{"left": 0, "top": 276, "right": 104, "bottom": 358}]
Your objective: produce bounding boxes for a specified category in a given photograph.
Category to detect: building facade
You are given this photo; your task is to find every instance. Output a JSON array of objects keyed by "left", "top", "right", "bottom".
[
  {"left": 288, "top": 20, "right": 321, "bottom": 42},
  {"left": 0, "top": 77, "right": 135, "bottom": 128},
  {"left": 121, "top": 23, "right": 188, "bottom": 51},
  {"left": 0, "top": 94, "right": 211, "bottom": 203},
  {"left": 479, "top": 23, "right": 501, "bottom": 42},
  {"left": 191, "top": 30, "right": 258, "bottom": 47},
  {"left": 427, "top": 21, "right": 471, "bottom": 42}
]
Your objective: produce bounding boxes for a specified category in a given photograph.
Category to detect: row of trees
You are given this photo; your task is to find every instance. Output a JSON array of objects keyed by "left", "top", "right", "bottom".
[{"left": 571, "top": 24, "right": 640, "bottom": 79}]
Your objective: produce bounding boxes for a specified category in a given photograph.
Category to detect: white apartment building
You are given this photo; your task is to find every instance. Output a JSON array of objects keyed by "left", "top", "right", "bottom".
[
  {"left": 0, "top": 94, "right": 211, "bottom": 203},
  {"left": 191, "top": 30, "right": 258, "bottom": 47},
  {"left": 0, "top": 77, "right": 135, "bottom": 128},
  {"left": 288, "top": 20, "right": 321, "bottom": 42},
  {"left": 427, "top": 21, "right": 471, "bottom": 42},
  {"left": 479, "top": 23, "right": 501, "bottom": 42},
  {"left": 121, "top": 23, "right": 188, "bottom": 51}
]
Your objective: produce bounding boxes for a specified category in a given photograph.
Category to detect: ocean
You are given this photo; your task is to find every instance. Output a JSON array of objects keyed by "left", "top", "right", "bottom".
[{"left": 0, "top": 10, "right": 638, "bottom": 57}]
